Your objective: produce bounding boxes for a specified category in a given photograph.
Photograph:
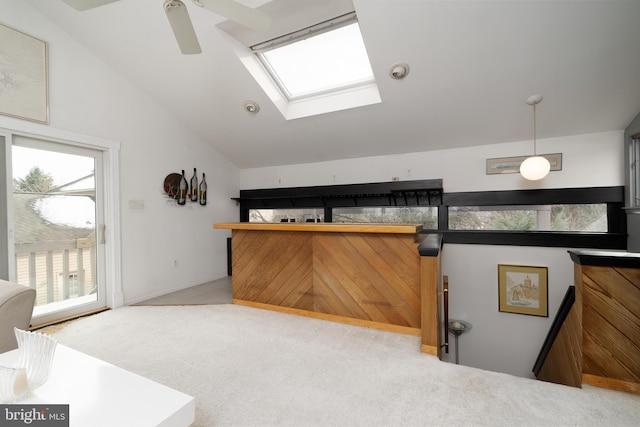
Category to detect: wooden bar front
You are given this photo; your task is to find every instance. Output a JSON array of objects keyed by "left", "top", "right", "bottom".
[
  {"left": 568, "top": 250, "right": 640, "bottom": 395},
  {"left": 214, "top": 223, "right": 442, "bottom": 356}
]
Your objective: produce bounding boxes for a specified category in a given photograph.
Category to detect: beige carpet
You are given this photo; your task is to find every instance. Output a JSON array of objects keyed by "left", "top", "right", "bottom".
[
  {"left": 49, "top": 304, "right": 640, "bottom": 427},
  {"left": 133, "top": 277, "right": 232, "bottom": 306}
]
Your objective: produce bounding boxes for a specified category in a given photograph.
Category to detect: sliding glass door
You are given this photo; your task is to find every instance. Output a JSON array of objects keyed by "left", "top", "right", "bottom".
[{"left": 8, "top": 136, "right": 106, "bottom": 326}]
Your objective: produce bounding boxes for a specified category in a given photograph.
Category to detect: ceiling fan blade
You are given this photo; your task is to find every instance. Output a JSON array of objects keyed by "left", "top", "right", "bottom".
[
  {"left": 192, "top": 0, "right": 270, "bottom": 32},
  {"left": 164, "top": 0, "right": 202, "bottom": 55},
  {"left": 62, "top": 0, "right": 121, "bottom": 11}
]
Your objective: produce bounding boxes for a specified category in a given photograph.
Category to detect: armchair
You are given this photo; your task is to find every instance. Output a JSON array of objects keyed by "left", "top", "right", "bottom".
[{"left": 0, "top": 280, "right": 36, "bottom": 354}]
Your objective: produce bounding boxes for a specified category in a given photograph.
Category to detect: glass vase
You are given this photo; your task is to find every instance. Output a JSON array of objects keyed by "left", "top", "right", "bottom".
[
  {"left": 0, "top": 366, "right": 28, "bottom": 403},
  {"left": 14, "top": 327, "right": 57, "bottom": 392}
]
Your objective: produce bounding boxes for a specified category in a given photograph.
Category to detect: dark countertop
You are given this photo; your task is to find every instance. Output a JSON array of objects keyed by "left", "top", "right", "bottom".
[{"left": 568, "top": 249, "right": 640, "bottom": 268}]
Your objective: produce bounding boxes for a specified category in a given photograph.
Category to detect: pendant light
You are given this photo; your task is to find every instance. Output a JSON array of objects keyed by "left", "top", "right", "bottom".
[{"left": 520, "top": 95, "right": 550, "bottom": 181}]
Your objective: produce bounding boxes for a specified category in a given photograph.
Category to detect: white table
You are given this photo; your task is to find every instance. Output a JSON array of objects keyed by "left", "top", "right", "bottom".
[{"left": 0, "top": 344, "right": 195, "bottom": 427}]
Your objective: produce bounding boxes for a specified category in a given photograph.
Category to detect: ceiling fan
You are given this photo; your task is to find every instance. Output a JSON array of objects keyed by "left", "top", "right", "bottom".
[{"left": 62, "top": 0, "right": 271, "bottom": 55}]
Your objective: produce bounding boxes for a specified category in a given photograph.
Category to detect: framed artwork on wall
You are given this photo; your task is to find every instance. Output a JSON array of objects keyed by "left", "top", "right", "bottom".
[
  {"left": 486, "top": 153, "right": 562, "bottom": 175},
  {"left": 498, "top": 264, "right": 548, "bottom": 317},
  {"left": 0, "top": 23, "right": 49, "bottom": 124}
]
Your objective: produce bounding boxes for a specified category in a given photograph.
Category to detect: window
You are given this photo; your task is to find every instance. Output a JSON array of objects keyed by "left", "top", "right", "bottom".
[
  {"left": 249, "top": 208, "right": 324, "bottom": 223},
  {"left": 443, "top": 186, "right": 625, "bottom": 248},
  {"left": 59, "top": 272, "right": 82, "bottom": 299},
  {"left": 252, "top": 13, "right": 374, "bottom": 101},
  {"left": 448, "top": 204, "right": 607, "bottom": 232},
  {"left": 235, "top": 182, "right": 624, "bottom": 250},
  {"left": 333, "top": 207, "right": 437, "bottom": 229}
]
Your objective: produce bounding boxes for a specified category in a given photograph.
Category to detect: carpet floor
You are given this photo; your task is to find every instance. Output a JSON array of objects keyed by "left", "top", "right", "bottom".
[
  {"left": 50, "top": 304, "right": 640, "bottom": 427},
  {"left": 132, "top": 277, "right": 232, "bottom": 306}
]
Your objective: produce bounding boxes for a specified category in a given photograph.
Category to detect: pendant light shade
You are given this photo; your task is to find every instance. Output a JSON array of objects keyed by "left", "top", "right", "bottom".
[
  {"left": 520, "top": 155, "right": 551, "bottom": 180},
  {"left": 520, "top": 95, "right": 550, "bottom": 181}
]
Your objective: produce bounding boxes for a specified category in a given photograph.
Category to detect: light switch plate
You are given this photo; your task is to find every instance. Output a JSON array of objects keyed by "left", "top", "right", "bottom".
[{"left": 128, "top": 199, "right": 145, "bottom": 209}]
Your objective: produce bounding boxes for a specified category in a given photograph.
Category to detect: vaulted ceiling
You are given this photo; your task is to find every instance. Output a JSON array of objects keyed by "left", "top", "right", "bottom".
[{"left": 25, "top": 0, "right": 640, "bottom": 168}]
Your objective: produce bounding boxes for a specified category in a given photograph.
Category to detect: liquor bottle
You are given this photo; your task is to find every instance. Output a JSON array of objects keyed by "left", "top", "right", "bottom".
[
  {"left": 177, "top": 170, "right": 188, "bottom": 205},
  {"left": 190, "top": 168, "right": 198, "bottom": 202},
  {"left": 199, "top": 173, "right": 207, "bottom": 206}
]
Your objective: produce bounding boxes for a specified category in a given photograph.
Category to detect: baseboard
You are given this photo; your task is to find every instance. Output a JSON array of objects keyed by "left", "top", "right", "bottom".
[
  {"left": 421, "top": 344, "right": 437, "bottom": 356},
  {"left": 583, "top": 373, "right": 640, "bottom": 395},
  {"left": 233, "top": 299, "right": 421, "bottom": 337}
]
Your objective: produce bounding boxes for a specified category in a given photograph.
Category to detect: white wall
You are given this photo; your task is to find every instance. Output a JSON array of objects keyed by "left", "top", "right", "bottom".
[
  {"left": 239, "top": 130, "right": 625, "bottom": 378},
  {"left": 240, "top": 130, "right": 624, "bottom": 191},
  {"left": 442, "top": 244, "right": 574, "bottom": 376},
  {"left": 1, "top": 1, "right": 239, "bottom": 304}
]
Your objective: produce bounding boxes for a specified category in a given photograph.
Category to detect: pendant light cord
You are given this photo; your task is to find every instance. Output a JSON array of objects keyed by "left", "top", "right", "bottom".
[{"left": 533, "top": 103, "right": 537, "bottom": 156}]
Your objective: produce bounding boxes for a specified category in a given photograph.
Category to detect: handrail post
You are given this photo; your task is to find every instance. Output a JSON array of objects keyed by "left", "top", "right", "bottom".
[
  {"left": 443, "top": 275, "right": 449, "bottom": 354},
  {"left": 418, "top": 233, "right": 444, "bottom": 358}
]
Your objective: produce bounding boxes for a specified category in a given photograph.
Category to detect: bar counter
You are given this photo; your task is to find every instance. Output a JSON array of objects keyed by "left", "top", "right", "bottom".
[
  {"left": 214, "top": 222, "right": 442, "bottom": 356},
  {"left": 214, "top": 222, "right": 422, "bottom": 233},
  {"left": 567, "top": 249, "right": 640, "bottom": 394}
]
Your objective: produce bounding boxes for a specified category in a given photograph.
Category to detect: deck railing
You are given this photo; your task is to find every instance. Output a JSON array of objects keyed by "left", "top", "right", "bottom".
[{"left": 15, "top": 239, "right": 96, "bottom": 307}]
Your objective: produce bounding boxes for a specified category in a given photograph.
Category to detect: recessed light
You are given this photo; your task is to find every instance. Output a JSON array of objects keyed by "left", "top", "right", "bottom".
[
  {"left": 389, "top": 63, "right": 409, "bottom": 80},
  {"left": 243, "top": 101, "right": 260, "bottom": 113}
]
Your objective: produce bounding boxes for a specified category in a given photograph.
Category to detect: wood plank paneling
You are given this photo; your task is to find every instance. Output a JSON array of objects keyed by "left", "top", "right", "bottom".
[
  {"left": 313, "top": 236, "right": 391, "bottom": 322},
  {"left": 313, "top": 232, "right": 420, "bottom": 327},
  {"left": 312, "top": 269, "right": 361, "bottom": 319},
  {"left": 420, "top": 255, "right": 440, "bottom": 355},
  {"left": 534, "top": 264, "right": 583, "bottom": 388},
  {"left": 233, "top": 299, "right": 421, "bottom": 336},
  {"left": 539, "top": 258, "right": 640, "bottom": 394},
  {"left": 228, "top": 228, "right": 440, "bottom": 355},
  {"left": 583, "top": 267, "right": 640, "bottom": 333},
  {"left": 535, "top": 301, "right": 582, "bottom": 387},
  {"left": 582, "top": 265, "right": 640, "bottom": 385},
  {"left": 232, "top": 231, "right": 313, "bottom": 311},
  {"left": 231, "top": 229, "right": 424, "bottom": 328}
]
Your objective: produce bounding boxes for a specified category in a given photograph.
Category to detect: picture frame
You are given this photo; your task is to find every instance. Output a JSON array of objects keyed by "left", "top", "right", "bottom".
[
  {"left": 0, "top": 23, "right": 49, "bottom": 124},
  {"left": 498, "top": 264, "right": 548, "bottom": 317},
  {"left": 486, "top": 153, "right": 562, "bottom": 175}
]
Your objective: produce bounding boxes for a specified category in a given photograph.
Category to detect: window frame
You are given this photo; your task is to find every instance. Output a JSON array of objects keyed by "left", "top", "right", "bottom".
[
  {"left": 332, "top": 206, "right": 438, "bottom": 228},
  {"left": 251, "top": 12, "right": 375, "bottom": 102},
  {"left": 440, "top": 186, "right": 625, "bottom": 248},
  {"left": 235, "top": 182, "right": 626, "bottom": 250}
]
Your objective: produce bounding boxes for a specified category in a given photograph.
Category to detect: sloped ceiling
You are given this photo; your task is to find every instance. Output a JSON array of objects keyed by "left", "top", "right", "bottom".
[{"left": 24, "top": 0, "right": 640, "bottom": 168}]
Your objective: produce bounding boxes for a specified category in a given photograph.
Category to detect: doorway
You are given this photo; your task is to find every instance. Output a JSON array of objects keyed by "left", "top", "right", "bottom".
[{"left": 1, "top": 128, "right": 120, "bottom": 327}]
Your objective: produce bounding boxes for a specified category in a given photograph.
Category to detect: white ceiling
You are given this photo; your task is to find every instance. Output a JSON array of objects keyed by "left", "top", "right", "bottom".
[{"left": 25, "top": 0, "right": 640, "bottom": 169}]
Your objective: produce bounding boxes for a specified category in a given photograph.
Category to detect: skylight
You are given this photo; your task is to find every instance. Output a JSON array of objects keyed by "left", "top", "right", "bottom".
[{"left": 252, "top": 13, "right": 376, "bottom": 102}]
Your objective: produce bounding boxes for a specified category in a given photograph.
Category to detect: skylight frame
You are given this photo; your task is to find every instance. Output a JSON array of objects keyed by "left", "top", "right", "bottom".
[{"left": 251, "top": 12, "right": 376, "bottom": 102}]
